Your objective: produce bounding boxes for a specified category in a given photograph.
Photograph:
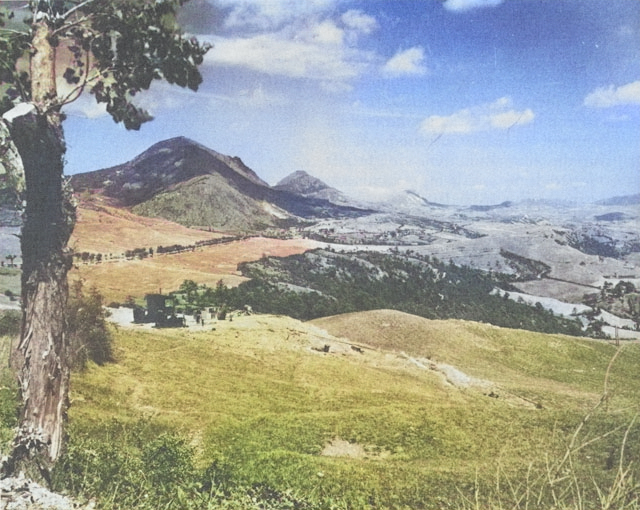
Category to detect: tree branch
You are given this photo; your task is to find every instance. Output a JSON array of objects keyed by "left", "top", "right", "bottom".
[
  {"left": 0, "top": 27, "right": 29, "bottom": 37},
  {"left": 51, "top": 13, "right": 94, "bottom": 37},
  {"left": 62, "top": 0, "right": 100, "bottom": 21},
  {"left": 55, "top": 51, "right": 99, "bottom": 109}
]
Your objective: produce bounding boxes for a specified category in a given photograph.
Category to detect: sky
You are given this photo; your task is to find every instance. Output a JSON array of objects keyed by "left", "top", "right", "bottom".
[{"left": 58, "top": 0, "right": 640, "bottom": 205}]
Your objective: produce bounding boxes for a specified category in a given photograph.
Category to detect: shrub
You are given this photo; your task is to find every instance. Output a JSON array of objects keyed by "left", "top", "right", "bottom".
[
  {"left": 0, "top": 310, "right": 20, "bottom": 338},
  {"left": 0, "top": 311, "right": 20, "bottom": 452},
  {"left": 67, "top": 280, "right": 114, "bottom": 370}
]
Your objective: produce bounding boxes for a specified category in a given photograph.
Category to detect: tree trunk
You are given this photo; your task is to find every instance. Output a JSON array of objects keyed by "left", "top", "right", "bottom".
[{"left": 1, "top": 20, "right": 76, "bottom": 485}]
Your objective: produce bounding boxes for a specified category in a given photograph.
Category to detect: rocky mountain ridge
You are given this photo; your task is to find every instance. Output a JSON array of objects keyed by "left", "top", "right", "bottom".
[{"left": 70, "top": 137, "right": 370, "bottom": 232}]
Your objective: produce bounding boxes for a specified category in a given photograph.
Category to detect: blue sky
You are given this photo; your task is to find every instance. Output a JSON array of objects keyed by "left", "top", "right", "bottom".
[{"left": 61, "top": 0, "right": 640, "bottom": 205}]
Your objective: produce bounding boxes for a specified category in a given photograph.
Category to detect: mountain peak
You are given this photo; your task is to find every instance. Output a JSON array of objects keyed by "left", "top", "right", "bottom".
[
  {"left": 138, "top": 136, "right": 207, "bottom": 155},
  {"left": 70, "top": 138, "right": 368, "bottom": 231},
  {"left": 273, "top": 171, "right": 357, "bottom": 207},
  {"left": 71, "top": 137, "right": 268, "bottom": 207},
  {"left": 274, "top": 171, "right": 331, "bottom": 195}
]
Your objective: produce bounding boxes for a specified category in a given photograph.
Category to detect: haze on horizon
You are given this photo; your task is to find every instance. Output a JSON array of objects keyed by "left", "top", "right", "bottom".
[{"left": 52, "top": 0, "right": 640, "bottom": 205}]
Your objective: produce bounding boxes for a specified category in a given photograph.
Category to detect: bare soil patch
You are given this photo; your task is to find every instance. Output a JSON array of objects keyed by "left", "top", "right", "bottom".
[{"left": 321, "top": 438, "right": 367, "bottom": 459}]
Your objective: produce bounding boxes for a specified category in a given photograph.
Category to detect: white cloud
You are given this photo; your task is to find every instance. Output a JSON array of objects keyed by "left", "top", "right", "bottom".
[
  {"left": 214, "top": 85, "right": 288, "bottom": 108},
  {"left": 490, "top": 109, "right": 535, "bottom": 129},
  {"left": 489, "top": 96, "right": 512, "bottom": 109},
  {"left": 584, "top": 80, "right": 640, "bottom": 108},
  {"left": 62, "top": 93, "right": 108, "bottom": 119},
  {"left": 341, "top": 9, "right": 378, "bottom": 35},
  {"left": 383, "top": 47, "right": 428, "bottom": 77},
  {"left": 421, "top": 111, "right": 475, "bottom": 134},
  {"left": 420, "top": 97, "right": 535, "bottom": 135},
  {"left": 196, "top": 2, "right": 381, "bottom": 90},
  {"left": 206, "top": 32, "right": 371, "bottom": 82},
  {"left": 219, "top": 0, "right": 339, "bottom": 31},
  {"left": 306, "top": 20, "right": 344, "bottom": 45},
  {"left": 443, "top": 0, "right": 505, "bottom": 12}
]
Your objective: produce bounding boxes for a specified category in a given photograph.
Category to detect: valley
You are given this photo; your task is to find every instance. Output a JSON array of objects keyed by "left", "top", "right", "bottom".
[
  {"left": 2, "top": 137, "right": 639, "bottom": 332},
  {"left": 0, "top": 137, "right": 639, "bottom": 508},
  {"left": 65, "top": 138, "right": 640, "bottom": 338}
]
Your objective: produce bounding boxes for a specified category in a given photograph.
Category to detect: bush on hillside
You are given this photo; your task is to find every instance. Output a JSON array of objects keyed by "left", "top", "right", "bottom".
[
  {"left": 67, "top": 280, "right": 114, "bottom": 370},
  {"left": 0, "top": 311, "right": 20, "bottom": 452},
  {"left": 54, "top": 420, "right": 314, "bottom": 510},
  {"left": 0, "top": 310, "right": 20, "bottom": 338}
]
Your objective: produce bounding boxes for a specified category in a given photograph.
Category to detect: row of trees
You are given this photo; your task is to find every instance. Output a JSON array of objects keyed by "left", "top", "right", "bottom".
[{"left": 74, "top": 236, "right": 249, "bottom": 265}]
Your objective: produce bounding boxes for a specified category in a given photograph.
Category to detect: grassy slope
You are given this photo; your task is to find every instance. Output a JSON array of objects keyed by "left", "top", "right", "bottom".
[
  {"left": 69, "top": 312, "right": 640, "bottom": 508},
  {"left": 69, "top": 198, "right": 319, "bottom": 302},
  {"left": 0, "top": 267, "right": 20, "bottom": 298},
  {"left": 70, "top": 199, "right": 223, "bottom": 254},
  {"left": 311, "top": 310, "right": 639, "bottom": 410}
]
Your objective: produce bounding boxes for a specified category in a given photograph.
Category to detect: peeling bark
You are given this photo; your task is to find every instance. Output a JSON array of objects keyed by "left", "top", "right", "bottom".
[
  {"left": 0, "top": 19, "right": 76, "bottom": 484},
  {"left": 0, "top": 121, "right": 26, "bottom": 205},
  {"left": 2, "top": 107, "right": 76, "bottom": 484}
]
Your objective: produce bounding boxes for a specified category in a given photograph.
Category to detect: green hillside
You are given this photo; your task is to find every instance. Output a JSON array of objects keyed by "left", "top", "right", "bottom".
[
  {"left": 132, "top": 174, "right": 283, "bottom": 232},
  {"left": 226, "top": 249, "right": 584, "bottom": 336},
  {"left": 42, "top": 312, "right": 640, "bottom": 509}
]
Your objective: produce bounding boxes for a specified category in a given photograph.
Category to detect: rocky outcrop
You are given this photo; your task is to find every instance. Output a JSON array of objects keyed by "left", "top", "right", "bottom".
[{"left": 0, "top": 475, "right": 91, "bottom": 509}]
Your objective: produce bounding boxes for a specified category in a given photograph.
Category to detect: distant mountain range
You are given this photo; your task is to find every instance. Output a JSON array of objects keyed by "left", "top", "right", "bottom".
[
  {"left": 70, "top": 137, "right": 369, "bottom": 232},
  {"left": 68, "top": 136, "right": 638, "bottom": 234},
  {"left": 595, "top": 194, "right": 640, "bottom": 206},
  {"left": 3, "top": 136, "right": 638, "bottom": 334}
]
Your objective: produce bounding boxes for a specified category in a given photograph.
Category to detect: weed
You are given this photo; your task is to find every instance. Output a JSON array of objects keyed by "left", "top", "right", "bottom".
[{"left": 456, "top": 348, "right": 640, "bottom": 510}]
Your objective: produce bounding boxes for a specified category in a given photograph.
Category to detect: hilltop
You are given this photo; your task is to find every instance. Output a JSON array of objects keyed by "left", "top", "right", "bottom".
[
  {"left": 274, "top": 170, "right": 354, "bottom": 206},
  {"left": 310, "top": 309, "right": 619, "bottom": 402},
  {"left": 71, "top": 137, "right": 369, "bottom": 232}
]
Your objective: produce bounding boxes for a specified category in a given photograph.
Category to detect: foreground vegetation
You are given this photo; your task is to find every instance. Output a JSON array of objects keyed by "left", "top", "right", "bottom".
[{"left": 9, "top": 311, "right": 631, "bottom": 509}]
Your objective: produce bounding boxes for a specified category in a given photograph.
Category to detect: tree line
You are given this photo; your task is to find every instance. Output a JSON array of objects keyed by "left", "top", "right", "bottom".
[{"left": 73, "top": 235, "right": 247, "bottom": 265}]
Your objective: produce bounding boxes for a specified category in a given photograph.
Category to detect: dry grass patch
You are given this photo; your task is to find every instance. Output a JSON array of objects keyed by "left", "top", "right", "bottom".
[
  {"left": 310, "top": 309, "right": 640, "bottom": 410},
  {"left": 66, "top": 311, "right": 640, "bottom": 509},
  {"left": 72, "top": 237, "right": 320, "bottom": 302},
  {"left": 71, "top": 200, "right": 224, "bottom": 253}
]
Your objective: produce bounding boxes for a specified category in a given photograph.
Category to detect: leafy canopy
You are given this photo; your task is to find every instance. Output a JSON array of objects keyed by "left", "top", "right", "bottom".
[{"left": 0, "top": 0, "right": 210, "bottom": 129}]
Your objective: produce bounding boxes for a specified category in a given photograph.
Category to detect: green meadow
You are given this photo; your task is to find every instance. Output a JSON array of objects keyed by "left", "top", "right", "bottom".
[{"left": 21, "top": 310, "right": 635, "bottom": 509}]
